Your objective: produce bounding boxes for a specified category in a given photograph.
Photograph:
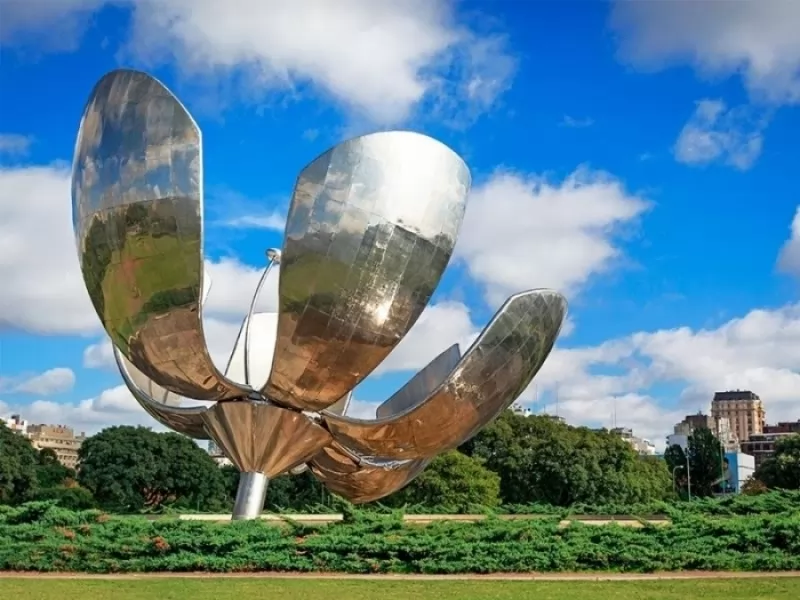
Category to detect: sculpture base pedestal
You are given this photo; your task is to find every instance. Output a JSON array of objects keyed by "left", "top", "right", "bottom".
[{"left": 232, "top": 471, "right": 269, "bottom": 520}]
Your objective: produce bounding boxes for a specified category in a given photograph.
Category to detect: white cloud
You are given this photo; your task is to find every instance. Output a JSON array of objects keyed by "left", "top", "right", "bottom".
[
  {"left": 2, "top": 0, "right": 516, "bottom": 125},
  {"left": 456, "top": 168, "right": 648, "bottom": 305},
  {"left": 222, "top": 213, "right": 286, "bottom": 231},
  {"left": 0, "top": 165, "right": 99, "bottom": 335},
  {"left": 2, "top": 385, "right": 170, "bottom": 436},
  {"left": 1, "top": 368, "right": 76, "bottom": 395},
  {"left": 611, "top": 0, "right": 800, "bottom": 106},
  {"left": 777, "top": 206, "right": 800, "bottom": 276},
  {"left": 674, "top": 99, "right": 766, "bottom": 170},
  {"left": 0, "top": 134, "right": 33, "bottom": 156}
]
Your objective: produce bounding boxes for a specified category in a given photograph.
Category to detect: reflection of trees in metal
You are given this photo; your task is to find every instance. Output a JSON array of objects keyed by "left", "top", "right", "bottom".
[{"left": 72, "top": 69, "right": 568, "bottom": 519}]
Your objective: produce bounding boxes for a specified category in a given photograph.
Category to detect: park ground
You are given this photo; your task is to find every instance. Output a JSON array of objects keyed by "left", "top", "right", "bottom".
[{"left": 1, "top": 575, "right": 799, "bottom": 600}]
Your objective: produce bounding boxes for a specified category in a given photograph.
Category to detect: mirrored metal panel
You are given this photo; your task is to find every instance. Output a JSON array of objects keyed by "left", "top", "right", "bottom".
[
  {"left": 322, "top": 290, "right": 567, "bottom": 459},
  {"left": 309, "top": 442, "right": 429, "bottom": 504},
  {"left": 201, "top": 401, "right": 332, "bottom": 477},
  {"left": 376, "top": 343, "right": 461, "bottom": 419},
  {"left": 71, "top": 69, "right": 249, "bottom": 401},
  {"left": 262, "top": 131, "right": 471, "bottom": 411}
]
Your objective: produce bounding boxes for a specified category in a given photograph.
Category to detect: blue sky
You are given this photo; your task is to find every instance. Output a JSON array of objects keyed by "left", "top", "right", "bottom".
[{"left": 1, "top": 0, "right": 799, "bottom": 447}]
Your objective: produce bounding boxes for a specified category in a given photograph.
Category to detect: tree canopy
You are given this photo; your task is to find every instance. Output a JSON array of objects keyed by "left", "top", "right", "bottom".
[
  {"left": 387, "top": 450, "right": 501, "bottom": 511},
  {"left": 460, "top": 410, "right": 672, "bottom": 506},
  {"left": 0, "top": 422, "right": 39, "bottom": 503},
  {"left": 78, "top": 426, "right": 227, "bottom": 512},
  {"left": 664, "top": 427, "right": 725, "bottom": 498},
  {"left": 755, "top": 434, "right": 800, "bottom": 490}
]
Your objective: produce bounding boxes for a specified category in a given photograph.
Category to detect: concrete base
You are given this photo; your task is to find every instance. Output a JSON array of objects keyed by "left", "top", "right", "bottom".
[{"left": 231, "top": 471, "right": 269, "bottom": 520}]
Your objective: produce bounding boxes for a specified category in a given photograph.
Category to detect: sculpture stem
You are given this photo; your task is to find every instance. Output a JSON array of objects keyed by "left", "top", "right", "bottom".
[{"left": 232, "top": 472, "right": 269, "bottom": 520}]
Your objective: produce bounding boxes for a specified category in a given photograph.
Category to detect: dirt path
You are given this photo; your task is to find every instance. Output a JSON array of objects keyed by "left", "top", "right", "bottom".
[{"left": 1, "top": 572, "right": 799, "bottom": 581}]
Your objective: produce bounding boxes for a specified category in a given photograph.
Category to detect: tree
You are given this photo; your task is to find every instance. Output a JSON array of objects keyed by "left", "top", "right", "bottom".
[
  {"left": 0, "top": 421, "right": 39, "bottom": 504},
  {"left": 461, "top": 410, "right": 671, "bottom": 507},
  {"left": 664, "top": 427, "right": 725, "bottom": 498},
  {"left": 78, "top": 426, "right": 227, "bottom": 512},
  {"left": 755, "top": 434, "right": 800, "bottom": 490},
  {"left": 387, "top": 451, "right": 501, "bottom": 511},
  {"left": 35, "top": 448, "right": 75, "bottom": 488}
]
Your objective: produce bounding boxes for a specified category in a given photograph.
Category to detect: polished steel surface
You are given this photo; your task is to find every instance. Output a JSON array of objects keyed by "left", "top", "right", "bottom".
[
  {"left": 322, "top": 290, "right": 567, "bottom": 459},
  {"left": 376, "top": 343, "right": 461, "bottom": 419},
  {"left": 74, "top": 68, "right": 569, "bottom": 519},
  {"left": 114, "top": 346, "right": 209, "bottom": 439},
  {"left": 201, "top": 401, "right": 332, "bottom": 477},
  {"left": 232, "top": 472, "right": 269, "bottom": 520},
  {"left": 72, "top": 69, "right": 249, "bottom": 402},
  {"left": 309, "top": 442, "right": 429, "bottom": 504},
  {"left": 262, "top": 131, "right": 471, "bottom": 412}
]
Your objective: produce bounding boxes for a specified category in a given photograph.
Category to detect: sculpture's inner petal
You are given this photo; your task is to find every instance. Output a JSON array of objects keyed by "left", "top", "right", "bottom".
[
  {"left": 71, "top": 68, "right": 249, "bottom": 402},
  {"left": 114, "top": 347, "right": 209, "bottom": 440},
  {"left": 322, "top": 290, "right": 568, "bottom": 459},
  {"left": 376, "top": 343, "right": 461, "bottom": 419},
  {"left": 201, "top": 401, "right": 332, "bottom": 477},
  {"left": 263, "top": 131, "right": 472, "bottom": 412},
  {"left": 308, "top": 442, "right": 429, "bottom": 504}
]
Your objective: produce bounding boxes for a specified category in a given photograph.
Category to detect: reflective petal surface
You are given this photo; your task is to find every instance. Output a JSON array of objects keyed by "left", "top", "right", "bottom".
[
  {"left": 263, "top": 131, "right": 471, "bottom": 411},
  {"left": 71, "top": 69, "right": 248, "bottom": 401},
  {"left": 322, "top": 290, "right": 568, "bottom": 459},
  {"left": 376, "top": 343, "right": 461, "bottom": 419},
  {"left": 201, "top": 401, "right": 332, "bottom": 477},
  {"left": 309, "top": 442, "right": 429, "bottom": 504}
]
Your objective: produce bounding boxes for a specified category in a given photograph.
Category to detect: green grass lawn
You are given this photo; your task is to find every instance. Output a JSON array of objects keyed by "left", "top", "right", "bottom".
[{"left": 1, "top": 578, "right": 798, "bottom": 600}]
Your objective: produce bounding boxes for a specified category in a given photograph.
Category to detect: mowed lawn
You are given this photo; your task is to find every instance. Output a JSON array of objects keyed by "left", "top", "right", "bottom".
[{"left": 1, "top": 577, "right": 799, "bottom": 600}]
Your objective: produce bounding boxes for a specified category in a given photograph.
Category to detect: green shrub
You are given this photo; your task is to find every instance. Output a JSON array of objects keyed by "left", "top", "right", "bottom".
[{"left": 1, "top": 500, "right": 799, "bottom": 574}]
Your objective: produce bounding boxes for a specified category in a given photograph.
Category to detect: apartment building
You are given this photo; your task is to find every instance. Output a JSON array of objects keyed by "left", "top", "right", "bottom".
[
  {"left": 711, "top": 390, "right": 765, "bottom": 443},
  {"left": 27, "top": 424, "right": 86, "bottom": 469},
  {"left": 740, "top": 421, "right": 800, "bottom": 468},
  {"left": 671, "top": 412, "right": 739, "bottom": 452}
]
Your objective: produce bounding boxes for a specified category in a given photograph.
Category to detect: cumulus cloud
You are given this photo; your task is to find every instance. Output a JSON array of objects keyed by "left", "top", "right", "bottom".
[
  {"left": 611, "top": 0, "right": 800, "bottom": 106},
  {"left": 674, "top": 100, "right": 767, "bottom": 170},
  {"left": 1, "top": 368, "right": 76, "bottom": 396},
  {"left": 456, "top": 168, "right": 648, "bottom": 305},
  {"left": 2, "top": 0, "right": 516, "bottom": 125},
  {"left": 0, "top": 165, "right": 99, "bottom": 335},
  {"left": 1, "top": 385, "right": 171, "bottom": 435}
]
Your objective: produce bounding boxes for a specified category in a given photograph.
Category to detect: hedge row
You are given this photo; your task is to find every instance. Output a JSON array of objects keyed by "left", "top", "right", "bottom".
[{"left": 1, "top": 502, "right": 800, "bottom": 573}]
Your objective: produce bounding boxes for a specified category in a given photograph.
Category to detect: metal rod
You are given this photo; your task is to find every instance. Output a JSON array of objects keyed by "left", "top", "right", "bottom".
[
  {"left": 242, "top": 251, "right": 279, "bottom": 385},
  {"left": 232, "top": 472, "right": 269, "bottom": 520}
]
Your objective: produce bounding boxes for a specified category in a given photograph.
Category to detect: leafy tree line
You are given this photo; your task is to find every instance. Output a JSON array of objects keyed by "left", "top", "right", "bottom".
[{"left": 2, "top": 410, "right": 799, "bottom": 513}]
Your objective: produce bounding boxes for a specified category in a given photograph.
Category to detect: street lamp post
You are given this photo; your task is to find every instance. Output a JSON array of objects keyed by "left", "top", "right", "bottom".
[{"left": 685, "top": 452, "right": 692, "bottom": 501}]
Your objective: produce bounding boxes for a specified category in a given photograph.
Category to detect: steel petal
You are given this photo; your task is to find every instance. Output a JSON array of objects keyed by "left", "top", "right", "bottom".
[
  {"left": 72, "top": 69, "right": 249, "bottom": 401},
  {"left": 262, "top": 131, "right": 471, "bottom": 411},
  {"left": 322, "top": 289, "right": 568, "bottom": 459}
]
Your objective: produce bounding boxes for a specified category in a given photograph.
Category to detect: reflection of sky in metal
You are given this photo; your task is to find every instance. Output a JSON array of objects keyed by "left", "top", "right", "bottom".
[{"left": 72, "top": 70, "right": 200, "bottom": 245}]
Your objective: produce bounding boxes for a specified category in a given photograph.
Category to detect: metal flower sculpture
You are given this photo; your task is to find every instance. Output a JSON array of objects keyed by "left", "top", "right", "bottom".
[{"left": 71, "top": 69, "right": 568, "bottom": 519}]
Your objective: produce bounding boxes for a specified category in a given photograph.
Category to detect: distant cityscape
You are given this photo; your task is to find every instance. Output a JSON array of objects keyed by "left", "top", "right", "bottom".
[{"left": 3, "top": 388, "right": 798, "bottom": 493}]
